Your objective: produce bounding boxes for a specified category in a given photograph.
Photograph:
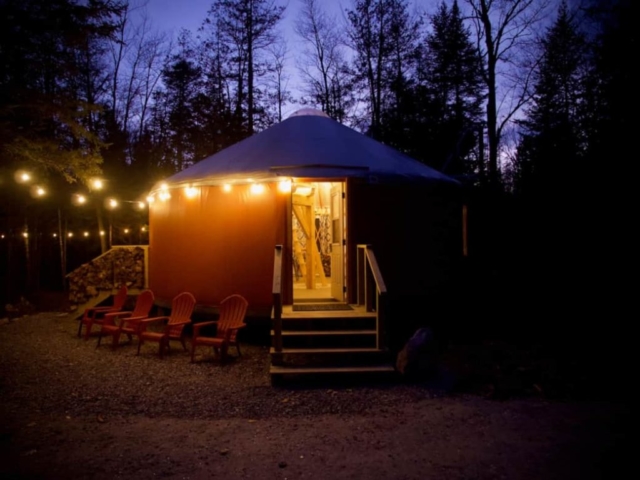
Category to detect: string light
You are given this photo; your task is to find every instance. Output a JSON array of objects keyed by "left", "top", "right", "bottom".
[
  {"left": 250, "top": 183, "right": 265, "bottom": 195},
  {"left": 222, "top": 184, "right": 232, "bottom": 192}
]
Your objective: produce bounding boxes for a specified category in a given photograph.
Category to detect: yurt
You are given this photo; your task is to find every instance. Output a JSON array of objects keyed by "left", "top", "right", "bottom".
[{"left": 147, "top": 109, "right": 461, "bottom": 317}]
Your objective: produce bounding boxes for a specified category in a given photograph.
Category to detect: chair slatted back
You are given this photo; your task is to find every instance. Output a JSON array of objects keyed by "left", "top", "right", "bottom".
[
  {"left": 113, "top": 285, "right": 128, "bottom": 310},
  {"left": 131, "top": 290, "right": 155, "bottom": 318},
  {"left": 167, "top": 292, "right": 196, "bottom": 337},
  {"left": 216, "top": 294, "right": 249, "bottom": 341}
]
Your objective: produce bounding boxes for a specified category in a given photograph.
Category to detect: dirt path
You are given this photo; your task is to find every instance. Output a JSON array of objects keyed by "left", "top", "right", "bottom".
[{"left": 1, "top": 396, "right": 627, "bottom": 479}]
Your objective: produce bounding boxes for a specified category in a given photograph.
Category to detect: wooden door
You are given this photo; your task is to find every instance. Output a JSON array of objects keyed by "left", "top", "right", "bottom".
[{"left": 330, "top": 183, "right": 345, "bottom": 301}]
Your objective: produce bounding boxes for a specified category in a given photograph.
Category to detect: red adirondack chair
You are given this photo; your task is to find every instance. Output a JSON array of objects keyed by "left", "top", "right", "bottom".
[
  {"left": 191, "top": 294, "right": 248, "bottom": 364},
  {"left": 77, "top": 285, "right": 128, "bottom": 340},
  {"left": 137, "top": 292, "right": 196, "bottom": 359},
  {"left": 97, "top": 290, "right": 155, "bottom": 350}
]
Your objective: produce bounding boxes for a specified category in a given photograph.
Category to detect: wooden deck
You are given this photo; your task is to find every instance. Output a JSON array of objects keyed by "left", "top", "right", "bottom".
[{"left": 280, "top": 304, "right": 376, "bottom": 319}]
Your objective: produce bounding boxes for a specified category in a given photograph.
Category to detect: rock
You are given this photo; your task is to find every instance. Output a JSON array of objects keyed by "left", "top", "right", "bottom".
[{"left": 396, "top": 327, "right": 438, "bottom": 378}]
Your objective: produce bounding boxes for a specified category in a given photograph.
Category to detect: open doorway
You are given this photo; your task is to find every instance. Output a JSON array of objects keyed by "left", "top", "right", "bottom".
[{"left": 292, "top": 181, "right": 345, "bottom": 302}]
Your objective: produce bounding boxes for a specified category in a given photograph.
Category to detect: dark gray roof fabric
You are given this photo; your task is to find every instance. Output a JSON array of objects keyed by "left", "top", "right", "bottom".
[{"left": 159, "top": 113, "right": 458, "bottom": 189}]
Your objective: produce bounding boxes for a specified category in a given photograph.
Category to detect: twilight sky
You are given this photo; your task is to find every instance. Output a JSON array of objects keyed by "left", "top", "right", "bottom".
[
  {"left": 145, "top": 0, "right": 349, "bottom": 43},
  {"left": 144, "top": 0, "right": 352, "bottom": 116}
]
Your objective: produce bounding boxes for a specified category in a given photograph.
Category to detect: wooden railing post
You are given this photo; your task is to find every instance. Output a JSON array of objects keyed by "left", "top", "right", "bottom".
[
  {"left": 272, "top": 245, "right": 283, "bottom": 366},
  {"left": 356, "top": 244, "right": 388, "bottom": 350}
]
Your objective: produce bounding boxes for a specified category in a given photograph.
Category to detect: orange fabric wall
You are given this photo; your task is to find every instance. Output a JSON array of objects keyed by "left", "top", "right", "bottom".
[{"left": 149, "top": 183, "right": 287, "bottom": 313}]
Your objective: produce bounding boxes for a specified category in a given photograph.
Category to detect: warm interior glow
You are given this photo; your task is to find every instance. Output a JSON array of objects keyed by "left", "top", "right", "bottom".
[
  {"left": 294, "top": 186, "right": 314, "bottom": 196},
  {"left": 222, "top": 183, "right": 232, "bottom": 192},
  {"left": 278, "top": 179, "right": 292, "bottom": 193},
  {"left": 185, "top": 186, "right": 198, "bottom": 198},
  {"left": 250, "top": 183, "right": 265, "bottom": 194}
]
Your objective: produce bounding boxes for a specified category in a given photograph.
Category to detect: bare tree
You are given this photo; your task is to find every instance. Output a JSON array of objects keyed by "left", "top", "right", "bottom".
[
  {"left": 464, "top": 0, "right": 552, "bottom": 186},
  {"left": 208, "top": 0, "right": 285, "bottom": 134},
  {"left": 107, "top": 1, "right": 169, "bottom": 138},
  {"left": 266, "top": 39, "right": 293, "bottom": 123},
  {"left": 347, "top": 0, "right": 422, "bottom": 137},
  {"left": 295, "top": 0, "right": 352, "bottom": 121}
]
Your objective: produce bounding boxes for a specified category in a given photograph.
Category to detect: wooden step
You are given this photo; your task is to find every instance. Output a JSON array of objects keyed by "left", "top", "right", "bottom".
[
  {"left": 270, "top": 365, "right": 396, "bottom": 375},
  {"left": 270, "top": 347, "right": 383, "bottom": 354},
  {"left": 271, "top": 329, "right": 376, "bottom": 336}
]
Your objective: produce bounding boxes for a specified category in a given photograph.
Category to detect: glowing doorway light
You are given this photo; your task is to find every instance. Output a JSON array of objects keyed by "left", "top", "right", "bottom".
[
  {"left": 250, "top": 183, "right": 265, "bottom": 195},
  {"left": 278, "top": 179, "right": 292, "bottom": 193},
  {"left": 294, "top": 186, "right": 313, "bottom": 196}
]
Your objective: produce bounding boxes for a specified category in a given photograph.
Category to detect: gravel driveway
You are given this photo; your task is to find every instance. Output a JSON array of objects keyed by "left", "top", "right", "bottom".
[{"left": 0, "top": 313, "right": 629, "bottom": 479}]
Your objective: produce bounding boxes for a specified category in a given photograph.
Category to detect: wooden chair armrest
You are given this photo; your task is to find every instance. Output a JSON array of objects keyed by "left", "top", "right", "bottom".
[
  {"left": 140, "top": 316, "right": 170, "bottom": 325},
  {"left": 120, "top": 315, "right": 148, "bottom": 328},
  {"left": 168, "top": 320, "right": 191, "bottom": 328},
  {"left": 84, "top": 306, "right": 120, "bottom": 320},
  {"left": 193, "top": 321, "right": 219, "bottom": 336},
  {"left": 103, "top": 311, "right": 132, "bottom": 321},
  {"left": 101, "top": 311, "right": 132, "bottom": 327}
]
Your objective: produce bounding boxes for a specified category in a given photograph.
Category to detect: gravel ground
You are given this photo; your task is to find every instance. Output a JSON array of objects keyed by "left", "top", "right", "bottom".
[
  {"left": 0, "top": 313, "right": 630, "bottom": 479},
  {"left": 0, "top": 313, "right": 437, "bottom": 420}
]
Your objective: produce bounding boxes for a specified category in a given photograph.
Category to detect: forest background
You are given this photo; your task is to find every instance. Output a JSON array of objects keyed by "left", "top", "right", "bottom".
[{"left": 0, "top": 0, "right": 631, "bottom": 357}]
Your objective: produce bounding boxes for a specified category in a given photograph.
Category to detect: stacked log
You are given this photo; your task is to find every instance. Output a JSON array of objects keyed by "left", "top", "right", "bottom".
[{"left": 68, "top": 247, "right": 146, "bottom": 309}]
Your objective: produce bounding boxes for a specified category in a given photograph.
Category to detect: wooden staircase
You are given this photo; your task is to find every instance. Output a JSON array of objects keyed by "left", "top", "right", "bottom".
[{"left": 270, "top": 245, "right": 396, "bottom": 383}]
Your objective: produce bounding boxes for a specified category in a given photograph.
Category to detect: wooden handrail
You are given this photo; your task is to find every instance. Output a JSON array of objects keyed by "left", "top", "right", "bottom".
[
  {"left": 356, "top": 244, "right": 387, "bottom": 350},
  {"left": 364, "top": 249, "right": 387, "bottom": 295},
  {"left": 272, "top": 245, "right": 283, "bottom": 361}
]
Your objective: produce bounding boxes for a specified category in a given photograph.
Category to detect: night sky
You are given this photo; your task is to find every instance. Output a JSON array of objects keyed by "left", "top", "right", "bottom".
[{"left": 145, "top": 0, "right": 351, "bottom": 114}]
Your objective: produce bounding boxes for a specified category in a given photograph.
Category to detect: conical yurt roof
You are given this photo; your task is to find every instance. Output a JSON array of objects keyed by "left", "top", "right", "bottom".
[{"left": 154, "top": 109, "right": 457, "bottom": 191}]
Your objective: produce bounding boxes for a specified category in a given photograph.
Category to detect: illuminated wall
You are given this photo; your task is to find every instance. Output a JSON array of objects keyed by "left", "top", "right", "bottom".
[{"left": 149, "top": 182, "right": 288, "bottom": 314}]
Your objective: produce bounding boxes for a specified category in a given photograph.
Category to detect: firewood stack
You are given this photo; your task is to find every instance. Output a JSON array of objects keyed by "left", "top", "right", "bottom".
[{"left": 68, "top": 247, "right": 146, "bottom": 309}]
